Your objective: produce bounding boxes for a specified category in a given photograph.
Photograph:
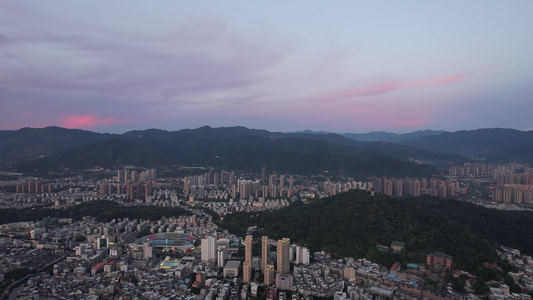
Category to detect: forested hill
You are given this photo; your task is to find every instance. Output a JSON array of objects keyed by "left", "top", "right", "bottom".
[{"left": 222, "top": 190, "right": 533, "bottom": 273}]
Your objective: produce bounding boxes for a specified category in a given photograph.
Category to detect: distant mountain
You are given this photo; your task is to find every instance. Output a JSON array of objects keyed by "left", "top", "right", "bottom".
[
  {"left": 0, "top": 126, "right": 119, "bottom": 163},
  {"left": 125, "top": 125, "right": 279, "bottom": 140},
  {"left": 16, "top": 132, "right": 448, "bottom": 179},
  {"left": 121, "top": 128, "right": 173, "bottom": 139},
  {"left": 1, "top": 126, "right": 475, "bottom": 177},
  {"left": 342, "top": 130, "right": 447, "bottom": 142},
  {"left": 401, "top": 128, "right": 533, "bottom": 162},
  {"left": 16, "top": 138, "right": 164, "bottom": 173},
  {"left": 293, "top": 129, "right": 446, "bottom": 142}
]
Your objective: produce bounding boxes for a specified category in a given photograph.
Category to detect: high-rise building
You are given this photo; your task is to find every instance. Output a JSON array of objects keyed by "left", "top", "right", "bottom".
[
  {"left": 277, "top": 238, "right": 290, "bottom": 275},
  {"left": 136, "top": 181, "right": 144, "bottom": 198},
  {"left": 28, "top": 181, "right": 35, "bottom": 193},
  {"left": 201, "top": 235, "right": 217, "bottom": 263},
  {"left": 413, "top": 180, "right": 421, "bottom": 197},
  {"left": 383, "top": 179, "right": 393, "bottom": 195},
  {"left": 393, "top": 180, "right": 402, "bottom": 196},
  {"left": 373, "top": 177, "right": 383, "bottom": 193},
  {"left": 99, "top": 183, "right": 107, "bottom": 195},
  {"left": 420, "top": 178, "right": 428, "bottom": 190},
  {"left": 269, "top": 174, "right": 277, "bottom": 186},
  {"left": 97, "top": 236, "right": 109, "bottom": 250},
  {"left": 295, "top": 246, "right": 310, "bottom": 265},
  {"left": 238, "top": 180, "right": 255, "bottom": 199},
  {"left": 262, "top": 236, "right": 269, "bottom": 270},
  {"left": 430, "top": 179, "right": 437, "bottom": 190},
  {"left": 229, "top": 171, "right": 235, "bottom": 185},
  {"left": 213, "top": 173, "right": 220, "bottom": 187},
  {"left": 243, "top": 261, "right": 252, "bottom": 282},
  {"left": 143, "top": 239, "right": 154, "bottom": 259},
  {"left": 218, "top": 246, "right": 227, "bottom": 268},
  {"left": 245, "top": 235, "right": 253, "bottom": 263},
  {"left": 264, "top": 264, "right": 275, "bottom": 285},
  {"left": 127, "top": 181, "right": 134, "bottom": 199},
  {"left": 145, "top": 181, "right": 153, "bottom": 198}
]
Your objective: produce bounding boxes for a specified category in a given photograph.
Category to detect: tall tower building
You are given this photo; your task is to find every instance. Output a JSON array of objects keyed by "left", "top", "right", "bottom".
[
  {"left": 264, "top": 264, "right": 275, "bottom": 285},
  {"left": 245, "top": 235, "right": 253, "bottom": 263},
  {"left": 217, "top": 246, "right": 227, "bottom": 268},
  {"left": 373, "top": 177, "right": 383, "bottom": 193},
  {"left": 243, "top": 261, "right": 252, "bottom": 282},
  {"left": 277, "top": 238, "right": 290, "bottom": 275},
  {"left": 201, "top": 235, "right": 217, "bottom": 263},
  {"left": 262, "top": 236, "right": 269, "bottom": 270},
  {"left": 229, "top": 171, "right": 235, "bottom": 185},
  {"left": 99, "top": 183, "right": 107, "bottom": 195},
  {"left": 413, "top": 180, "right": 421, "bottom": 197},
  {"left": 213, "top": 173, "right": 219, "bottom": 187},
  {"left": 383, "top": 179, "right": 393, "bottom": 196},
  {"left": 269, "top": 174, "right": 277, "bottom": 186}
]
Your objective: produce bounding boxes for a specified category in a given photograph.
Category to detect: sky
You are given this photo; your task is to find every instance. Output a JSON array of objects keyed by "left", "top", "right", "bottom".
[{"left": 1, "top": 1, "right": 533, "bottom": 134}]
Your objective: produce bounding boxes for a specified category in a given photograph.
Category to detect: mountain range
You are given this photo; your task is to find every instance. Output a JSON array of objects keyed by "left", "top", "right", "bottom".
[
  {"left": 1, "top": 126, "right": 532, "bottom": 177},
  {"left": 295, "top": 129, "right": 446, "bottom": 143}
]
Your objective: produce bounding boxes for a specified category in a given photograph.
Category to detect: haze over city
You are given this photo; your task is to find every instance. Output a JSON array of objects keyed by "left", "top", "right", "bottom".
[{"left": 1, "top": 1, "right": 533, "bottom": 133}]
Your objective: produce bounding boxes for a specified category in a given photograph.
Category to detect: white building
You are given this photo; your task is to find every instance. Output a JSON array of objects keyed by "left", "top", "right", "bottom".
[
  {"left": 296, "top": 246, "right": 310, "bottom": 265},
  {"left": 201, "top": 235, "right": 217, "bottom": 263},
  {"left": 217, "top": 246, "right": 227, "bottom": 268}
]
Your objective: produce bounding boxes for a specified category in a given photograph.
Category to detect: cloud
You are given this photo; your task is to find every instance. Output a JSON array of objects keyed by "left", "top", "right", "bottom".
[
  {"left": 61, "top": 115, "right": 126, "bottom": 129},
  {"left": 0, "top": 3, "right": 293, "bottom": 130},
  {"left": 486, "top": 64, "right": 498, "bottom": 71},
  {"left": 324, "top": 72, "right": 472, "bottom": 101},
  {"left": 331, "top": 110, "right": 365, "bottom": 114}
]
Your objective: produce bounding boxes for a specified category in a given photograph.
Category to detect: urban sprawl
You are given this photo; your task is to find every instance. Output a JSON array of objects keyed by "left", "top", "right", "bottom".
[{"left": 1, "top": 163, "right": 533, "bottom": 300}]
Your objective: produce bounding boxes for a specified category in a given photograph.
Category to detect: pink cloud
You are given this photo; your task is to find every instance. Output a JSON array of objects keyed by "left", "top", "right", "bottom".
[
  {"left": 326, "top": 72, "right": 472, "bottom": 101},
  {"left": 61, "top": 115, "right": 125, "bottom": 129}
]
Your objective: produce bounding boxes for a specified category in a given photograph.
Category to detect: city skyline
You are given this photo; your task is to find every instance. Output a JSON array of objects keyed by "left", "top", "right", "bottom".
[{"left": 1, "top": 1, "right": 533, "bottom": 133}]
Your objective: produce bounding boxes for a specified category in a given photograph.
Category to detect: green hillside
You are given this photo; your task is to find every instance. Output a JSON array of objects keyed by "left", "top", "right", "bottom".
[{"left": 222, "top": 190, "right": 533, "bottom": 273}]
